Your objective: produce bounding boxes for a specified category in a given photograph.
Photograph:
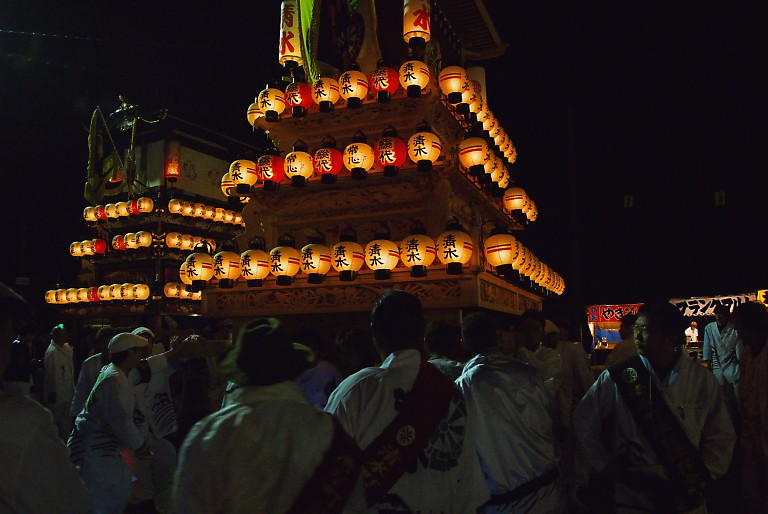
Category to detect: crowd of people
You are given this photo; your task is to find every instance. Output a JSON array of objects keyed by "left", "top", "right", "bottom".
[{"left": 1, "top": 281, "right": 767, "bottom": 513}]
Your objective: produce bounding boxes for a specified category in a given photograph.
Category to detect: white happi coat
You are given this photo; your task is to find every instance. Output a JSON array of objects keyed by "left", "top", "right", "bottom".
[
  {"left": 70, "top": 352, "right": 109, "bottom": 416},
  {"left": 703, "top": 321, "right": 741, "bottom": 385},
  {"left": 1, "top": 391, "right": 87, "bottom": 513},
  {"left": 68, "top": 362, "right": 145, "bottom": 514},
  {"left": 132, "top": 353, "right": 178, "bottom": 439},
  {"left": 325, "top": 349, "right": 490, "bottom": 514},
  {"left": 174, "top": 381, "right": 365, "bottom": 514},
  {"left": 518, "top": 344, "right": 562, "bottom": 396},
  {"left": 574, "top": 353, "right": 736, "bottom": 480},
  {"left": 456, "top": 351, "right": 562, "bottom": 514}
]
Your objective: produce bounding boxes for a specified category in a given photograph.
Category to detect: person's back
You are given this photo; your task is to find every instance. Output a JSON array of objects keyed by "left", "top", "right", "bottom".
[
  {"left": 325, "top": 290, "right": 489, "bottom": 513},
  {"left": 457, "top": 312, "right": 562, "bottom": 514},
  {"left": 70, "top": 352, "right": 109, "bottom": 417}
]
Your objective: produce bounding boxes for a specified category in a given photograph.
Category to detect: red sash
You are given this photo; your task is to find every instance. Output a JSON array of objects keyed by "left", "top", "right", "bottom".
[
  {"left": 361, "top": 358, "right": 457, "bottom": 507},
  {"left": 286, "top": 417, "right": 362, "bottom": 514}
]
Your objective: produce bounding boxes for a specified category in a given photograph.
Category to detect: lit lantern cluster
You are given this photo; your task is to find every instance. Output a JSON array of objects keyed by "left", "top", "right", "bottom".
[
  {"left": 221, "top": 127, "right": 442, "bottom": 192},
  {"left": 165, "top": 232, "right": 218, "bottom": 252},
  {"left": 110, "top": 231, "right": 154, "bottom": 251},
  {"left": 45, "top": 283, "right": 152, "bottom": 304},
  {"left": 163, "top": 283, "right": 203, "bottom": 301},
  {"left": 483, "top": 232, "right": 564, "bottom": 295},
  {"left": 70, "top": 239, "right": 108, "bottom": 257},
  {"left": 503, "top": 187, "right": 538, "bottom": 222},
  {"left": 166, "top": 198, "right": 244, "bottom": 226},
  {"left": 179, "top": 225, "right": 476, "bottom": 288},
  {"left": 83, "top": 197, "right": 155, "bottom": 222}
]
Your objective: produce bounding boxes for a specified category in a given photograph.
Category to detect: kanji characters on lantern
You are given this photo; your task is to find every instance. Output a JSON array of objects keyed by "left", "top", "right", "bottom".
[
  {"left": 339, "top": 67, "right": 369, "bottom": 108},
  {"left": 312, "top": 76, "right": 340, "bottom": 112},
  {"left": 344, "top": 132, "right": 374, "bottom": 180},
  {"left": 374, "top": 127, "right": 407, "bottom": 177},
  {"left": 313, "top": 137, "right": 343, "bottom": 184},
  {"left": 278, "top": 0, "right": 302, "bottom": 67}
]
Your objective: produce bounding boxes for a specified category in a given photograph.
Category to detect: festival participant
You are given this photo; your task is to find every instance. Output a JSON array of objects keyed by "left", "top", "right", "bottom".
[
  {"left": 0, "top": 282, "right": 87, "bottom": 513},
  {"left": 68, "top": 332, "right": 152, "bottom": 514},
  {"left": 425, "top": 320, "right": 464, "bottom": 380},
  {"left": 685, "top": 321, "right": 699, "bottom": 344},
  {"left": 731, "top": 302, "right": 768, "bottom": 513},
  {"left": 574, "top": 302, "right": 736, "bottom": 513},
  {"left": 606, "top": 314, "right": 638, "bottom": 366},
  {"left": 70, "top": 326, "right": 117, "bottom": 417},
  {"left": 44, "top": 323, "right": 75, "bottom": 439},
  {"left": 517, "top": 310, "right": 561, "bottom": 395},
  {"left": 174, "top": 318, "right": 363, "bottom": 514},
  {"left": 325, "top": 289, "right": 489, "bottom": 513},
  {"left": 703, "top": 305, "right": 741, "bottom": 422},
  {"left": 457, "top": 311, "right": 563, "bottom": 513},
  {"left": 2, "top": 321, "right": 38, "bottom": 396}
]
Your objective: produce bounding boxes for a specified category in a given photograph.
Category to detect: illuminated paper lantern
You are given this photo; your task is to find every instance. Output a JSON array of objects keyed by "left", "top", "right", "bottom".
[
  {"left": 112, "top": 235, "right": 126, "bottom": 251},
  {"left": 213, "top": 208, "right": 225, "bottom": 223},
  {"left": 45, "top": 290, "right": 57, "bottom": 304},
  {"left": 365, "top": 237, "right": 400, "bottom": 280},
  {"left": 219, "top": 172, "right": 235, "bottom": 198},
  {"left": 503, "top": 187, "right": 528, "bottom": 211},
  {"left": 399, "top": 60, "right": 430, "bottom": 98},
  {"left": 124, "top": 233, "right": 138, "bottom": 249},
  {"left": 343, "top": 133, "right": 374, "bottom": 180},
  {"left": 438, "top": 66, "right": 467, "bottom": 104},
  {"left": 81, "top": 240, "right": 95, "bottom": 256},
  {"left": 136, "top": 231, "right": 152, "bottom": 248},
  {"left": 120, "top": 283, "right": 135, "bottom": 300},
  {"left": 331, "top": 230, "right": 365, "bottom": 282},
  {"left": 164, "top": 139, "right": 181, "bottom": 182},
  {"left": 369, "top": 65, "right": 400, "bottom": 103},
  {"left": 183, "top": 242, "right": 215, "bottom": 292},
  {"left": 115, "top": 202, "right": 130, "bottom": 217},
  {"left": 179, "top": 234, "right": 195, "bottom": 252},
  {"left": 257, "top": 86, "right": 287, "bottom": 122},
  {"left": 284, "top": 141, "right": 314, "bottom": 187},
  {"left": 109, "top": 284, "right": 122, "bottom": 301},
  {"left": 240, "top": 241, "right": 271, "bottom": 287},
  {"left": 70, "top": 241, "right": 84, "bottom": 257},
  {"left": 436, "top": 224, "right": 473, "bottom": 274},
  {"left": 300, "top": 241, "right": 332, "bottom": 284},
  {"left": 458, "top": 137, "right": 489, "bottom": 177},
  {"left": 88, "top": 286, "right": 100, "bottom": 303},
  {"left": 313, "top": 138, "right": 343, "bottom": 184},
  {"left": 76, "top": 288, "right": 89, "bottom": 303},
  {"left": 97, "top": 285, "right": 111, "bottom": 302},
  {"left": 484, "top": 232, "right": 518, "bottom": 278},
  {"left": 407, "top": 128, "right": 442, "bottom": 171},
  {"left": 105, "top": 203, "right": 119, "bottom": 219},
  {"left": 403, "top": 0, "right": 430, "bottom": 49},
  {"left": 284, "top": 80, "right": 313, "bottom": 118},
  {"left": 92, "top": 239, "right": 108, "bottom": 255},
  {"left": 213, "top": 245, "right": 242, "bottom": 289},
  {"left": 95, "top": 205, "right": 107, "bottom": 221},
  {"left": 203, "top": 205, "right": 215, "bottom": 220},
  {"left": 269, "top": 238, "right": 300, "bottom": 286},
  {"left": 65, "top": 288, "right": 78, "bottom": 303},
  {"left": 339, "top": 68, "right": 369, "bottom": 108},
  {"left": 257, "top": 154, "right": 286, "bottom": 190},
  {"left": 399, "top": 233, "right": 436, "bottom": 277},
  {"left": 54, "top": 289, "right": 67, "bottom": 304},
  {"left": 229, "top": 159, "right": 259, "bottom": 195},
  {"left": 167, "top": 198, "right": 183, "bottom": 214},
  {"left": 179, "top": 262, "right": 193, "bottom": 286},
  {"left": 278, "top": 0, "right": 302, "bottom": 67},
  {"left": 311, "top": 77, "right": 340, "bottom": 113},
  {"left": 374, "top": 127, "right": 407, "bottom": 177},
  {"left": 137, "top": 197, "right": 154, "bottom": 213},
  {"left": 191, "top": 203, "right": 205, "bottom": 218},
  {"left": 164, "top": 282, "right": 182, "bottom": 299},
  {"left": 83, "top": 206, "right": 98, "bottom": 222},
  {"left": 246, "top": 101, "right": 263, "bottom": 126},
  {"left": 133, "top": 283, "right": 150, "bottom": 301},
  {"left": 223, "top": 210, "right": 235, "bottom": 224}
]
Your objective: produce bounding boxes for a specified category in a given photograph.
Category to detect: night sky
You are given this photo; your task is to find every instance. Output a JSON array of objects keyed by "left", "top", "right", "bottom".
[{"left": 1, "top": 2, "right": 763, "bottom": 320}]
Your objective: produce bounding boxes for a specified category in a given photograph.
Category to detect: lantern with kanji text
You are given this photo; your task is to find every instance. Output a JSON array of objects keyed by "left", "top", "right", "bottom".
[
  {"left": 399, "top": 229, "right": 436, "bottom": 278},
  {"left": 284, "top": 140, "right": 313, "bottom": 187},
  {"left": 278, "top": 0, "right": 302, "bottom": 67},
  {"left": 229, "top": 159, "right": 258, "bottom": 195},
  {"left": 407, "top": 123, "right": 442, "bottom": 171},
  {"left": 269, "top": 235, "right": 301, "bottom": 286},
  {"left": 436, "top": 222, "right": 473, "bottom": 274},
  {"left": 374, "top": 127, "right": 407, "bottom": 177},
  {"left": 312, "top": 76, "right": 340, "bottom": 113},
  {"left": 399, "top": 60, "right": 430, "bottom": 98},
  {"left": 313, "top": 137, "right": 343, "bottom": 184},
  {"left": 240, "top": 237, "right": 271, "bottom": 287},
  {"left": 285, "top": 79, "right": 313, "bottom": 118},
  {"left": 403, "top": 0, "right": 430, "bottom": 55},
  {"left": 369, "top": 65, "right": 400, "bottom": 103},
  {"left": 183, "top": 241, "right": 215, "bottom": 292},
  {"left": 213, "top": 241, "right": 242, "bottom": 289},
  {"left": 344, "top": 132, "right": 374, "bottom": 180},
  {"left": 339, "top": 66, "right": 369, "bottom": 108},
  {"left": 365, "top": 229, "right": 400, "bottom": 280},
  {"left": 300, "top": 236, "right": 332, "bottom": 284},
  {"left": 257, "top": 153, "right": 285, "bottom": 191},
  {"left": 257, "top": 86, "right": 287, "bottom": 122}
]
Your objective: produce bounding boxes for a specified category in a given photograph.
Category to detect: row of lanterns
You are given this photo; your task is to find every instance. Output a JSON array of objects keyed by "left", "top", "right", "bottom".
[
  {"left": 180, "top": 227, "right": 474, "bottom": 291},
  {"left": 166, "top": 233, "right": 218, "bottom": 252},
  {"left": 502, "top": 187, "right": 538, "bottom": 222},
  {"left": 163, "top": 283, "right": 203, "bottom": 301},
  {"left": 166, "top": 198, "right": 245, "bottom": 226},
  {"left": 484, "top": 231, "right": 564, "bottom": 294},
  {"left": 223, "top": 127, "right": 442, "bottom": 193},
  {"left": 83, "top": 198, "right": 155, "bottom": 222},
  {"left": 45, "top": 283, "right": 152, "bottom": 304}
]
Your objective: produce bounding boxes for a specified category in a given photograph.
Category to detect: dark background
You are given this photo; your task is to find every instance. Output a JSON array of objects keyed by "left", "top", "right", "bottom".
[{"left": 1, "top": 1, "right": 763, "bottom": 321}]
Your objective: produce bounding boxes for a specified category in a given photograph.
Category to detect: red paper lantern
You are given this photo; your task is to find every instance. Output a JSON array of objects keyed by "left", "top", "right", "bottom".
[{"left": 369, "top": 66, "right": 400, "bottom": 103}]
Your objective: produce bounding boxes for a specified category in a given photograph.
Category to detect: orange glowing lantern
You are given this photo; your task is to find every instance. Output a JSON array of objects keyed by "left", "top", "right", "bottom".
[
  {"left": 300, "top": 238, "right": 332, "bottom": 284},
  {"left": 343, "top": 132, "right": 374, "bottom": 180},
  {"left": 136, "top": 231, "right": 152, "bottom": 248},
  {"left": 503, "top": 187, "right": 528, "bottom": 211},
  {"left": 438, "top": 66, "right": 467, "bottom": 104},
  {"left": 278, "top": 0, "right": 302, "bottom": 67},
  {"left": 313, "top": 137, "right": 343, "bottom": 184},
  {"left": 365, "top": 234, "right": 400, "bottom": 280},
  {"left": 269, "top": 235, "right": 301, "bottom": 286},
  {"left": 112, "top": 235, "right": 126, "bottom": 251},
  {"left": 284, "top": 141, "right": 314, "bottom": 187},
  {"left": 399, "top": 229, "right": 436, "bottom": 278},
  {"left": 83, "top": 206, "right": 98, "bottom": 222},
  {"left": 399, "top": 60, "right": 430, "bottom": 98},
  {"left": 369, "top": 65, "right": 400, "bottom": 103},
  {"left": 97, "top": 285, "right": 111, "bottom": 302},
  {"left": 240, "top": 238, "right": 271, "bottom": 287},
  {"left": 124, "top": 233, "right": 138, "bottom": 249},
  {"left": 92, "top": 239, "right": 107, "bottom": 255},
  {"left": 374, "top": 127, "right": 407, "bottom": 177},
  {"left": 105, "top": 203, "right": 119, "bottom": 219},
  {"left": 407, "top": 124, "right": 442, "bottom": 171},
  {"left": 120, "top": 283, "right": 135, "bottom": 300},
  {"left": 436, "top": 222, "right": 473, "bottom": 274},
  {"left": 133, "top": 283, "right": 150, "bottom": 301},
  {"left": 164, "top": 283, "right": 182, "bottom": 299},
  {"left": 458, "top": 136, "right": 489, "bottom": 177},
  {"left": 115, "top": 202, "right": 130, "bottom": 217},
  {"left": 70, "top": 241, "right": 84, "bottom": 257},
  {"left": 257, "top": 153, "right": 286, "bottom": 191},
  {"left": 246, "top": 101, "right": 263, "bottom": 126},
  {"left": 331, "top": 230, "right": 365, "bottom": 282},
  {"left": 164, "top": 139, "right": 181, "bottom": 182},
  {"left": 339, "top": 67, "right": 369, "bottom": 108},
  {"left": 229, "top": 159, "right": 258, "bottom": 195},
  {"left": 183, "top": 241, "right": 215, "bottom": 292},
  {"left": 137, "top": 197, "right": 154, "bottom": 213},
  {"left": 484, "top": 230, "right": 518, "bottom": 279},
  {"left": 212, "top": 241, "right": 241, "bottom": 289},
  {"left": 284, "top": 80, "right": 313, "bottom": 118},
  {"left": 312, "top": 76, "right": 340, "bottom": 113},
  {"left": 403, "top": 0, "right": 431, "bottom": 52},
  {"left": 257, "top": 86, "right": 287, "bottom": 122}
]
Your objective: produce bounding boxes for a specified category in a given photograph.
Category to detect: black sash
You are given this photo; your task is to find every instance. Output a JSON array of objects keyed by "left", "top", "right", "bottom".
[{"left": 608, "top": 355, "right": 712, "bottom": 510}]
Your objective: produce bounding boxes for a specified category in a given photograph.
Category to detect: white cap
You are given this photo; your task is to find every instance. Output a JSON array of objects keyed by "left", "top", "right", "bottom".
[
  {"left": 544, "top": 319, "right": 560, "bottom": 335},
  {"left": 131, "top": 327, "right": 155, "bottom": 340},
  {"left": 108, "top": 333, "right": 149, "bottom": 353}
]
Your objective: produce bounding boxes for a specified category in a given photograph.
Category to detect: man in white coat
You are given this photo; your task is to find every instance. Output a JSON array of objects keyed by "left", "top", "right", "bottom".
[
  {"left": 68, "top": 332, "right": 152, "bottom": 514},
  {"left": 574, "top": 302, "right": 736, "bottom": 513},
  {"left": 44, "top": 323, "right": 75, "bottom": 439},
  {"left": 703, "top": 305, "right": 741, "bottom": 422}
]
